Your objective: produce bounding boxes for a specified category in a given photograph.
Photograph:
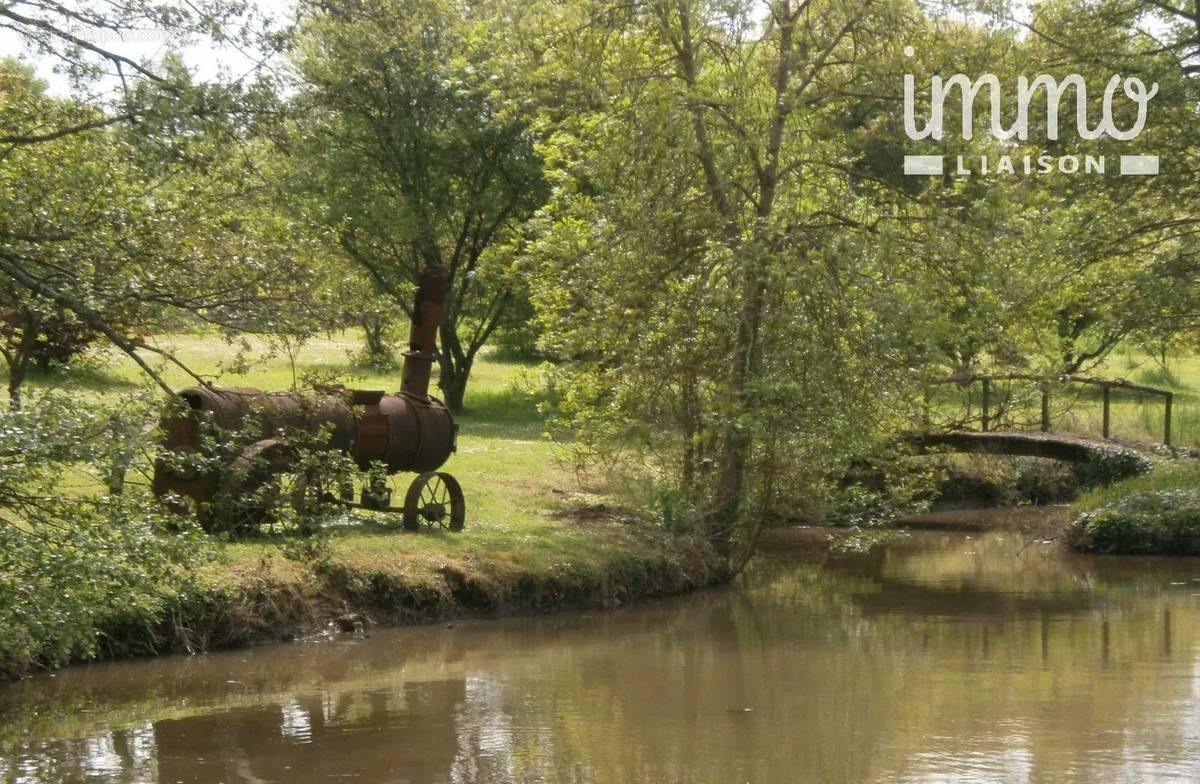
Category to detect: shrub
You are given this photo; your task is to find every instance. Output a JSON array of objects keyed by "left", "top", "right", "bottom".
[
  {"left": 1015, "top": 459, "right": 1081, "bottom": 504},
  {"left": 1077, "top": 447, "right": 1154, "bottom": 487},
  {"left": 831, "top": 450, "right": 937, "bottom": 528},
  {"left": 1068, "top": 488, "right": 1200, "bottom": 554},
  {"left": 0, "top": 395, "right": 212, "bottom": 677},
  {"left": 0, "top": 496, "right": 212, "bottom": 677},
  {"left": 931, "top": 456, "right": 1083, "bottom": 508}
]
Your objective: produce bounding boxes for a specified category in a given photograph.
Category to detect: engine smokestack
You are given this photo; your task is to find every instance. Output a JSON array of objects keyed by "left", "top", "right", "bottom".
[{"left": 401, "top": 266, "right": 446, "bottom": 399}]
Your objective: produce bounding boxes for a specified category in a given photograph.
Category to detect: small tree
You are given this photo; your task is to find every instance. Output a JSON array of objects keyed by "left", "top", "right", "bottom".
[
  {"left": 523, "top": 0, "right": 924, "bottom": 556},
  {"left": 288, "top": 0, "right": 548, "bottom": 410},
  {"left": 0, "top": 55, "right": 325, "bottom": 397}
]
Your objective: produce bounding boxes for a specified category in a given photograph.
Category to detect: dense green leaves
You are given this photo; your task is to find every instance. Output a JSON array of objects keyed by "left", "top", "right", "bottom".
[
  {"left": 1, "top": 57, "right": 327, "bottom": 400},
  {"left": 0, "top": 395, "right": 212, "bottom": 677},
  {"left": 500, "top": 0, "right": 932, "bottom": 551},
  {"left": 285, "top": 0, "right": 549, "bottom": 410}
]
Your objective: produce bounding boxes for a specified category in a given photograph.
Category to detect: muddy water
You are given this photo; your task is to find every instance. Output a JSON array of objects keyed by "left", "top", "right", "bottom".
[{"left": 4, "top": 526, "right": 1200, "bottom": 783}]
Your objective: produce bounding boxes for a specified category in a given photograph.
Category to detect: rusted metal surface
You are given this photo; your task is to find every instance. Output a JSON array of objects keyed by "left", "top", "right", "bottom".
[
  {"left": 176, "top": 386, "right": 358, "bottom": 449},
  {"left": 376, "top": 394, "right": 456, "bottom": 472},
  {"left": 152, "top": 266, "right": 464, "bottom": 532},
  {"left": 400, "top": 265, "right": 445, "bottom": 400},
  {"left": 403, "top": 471, "right": 464, "bottom": 531}
]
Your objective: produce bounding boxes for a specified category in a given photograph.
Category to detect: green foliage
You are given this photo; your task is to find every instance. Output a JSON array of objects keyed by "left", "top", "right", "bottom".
[
  {"left": 1073, "top": 460, "right": 1200, "bottom": 510},
  {"left": 159, "top": 398, "right": 360, "bottom": 538},
  {"left": 0, "top": 56, "right": 325, "bottom": 401},
  {"left": 1080, "top": 444, "right": 1152, "bottom": 485},
  {"left": 0, "top": 288, "right": 105, "bottom": 368},
  {"left": 522, "top": 0, "right": 929, "bottom": 546},
  {"left": 1077, "top": 447, "right": 1155, "bottom": 487},
  {"left": 649, "top": 484, "right": 697, "bottom": 536},
  {"left": 0, "top": 396, "right": 212, "bottom": 677},
  {"left": 352, "top": 314, "right": 402, "bottom": 371},
  {"left": 0, "top": 495, "right": 212, "bottom": 677},
  {"left": 1010, "top": 459, "right": 1080, "bottom": 505},
  {"left": 831, "top": 451, "right": 939, "bottom": 528},
  {"left": 830, "top": 484, "right": 922, "bottom": 529},
  {"left": 931, "top": 456, "right": 1083, "bottom": 507},
  {"left": 1070, "top": 489, "right": 1200, "bottom": 555},
  {"left": 286, "top": 0, "right": 550, "bottom": 410},
  {"left": 858, "top": 1, "right": 1200, "bottom": 379},
  {"left": 1068, "top": 461, "right": 1200, "bottom": 553},
  {"left": 263, "top": 433, "right": 357, "bottom": 538},
  {"left": 490, "top": 292, "right": 546, "bottom": 361}
]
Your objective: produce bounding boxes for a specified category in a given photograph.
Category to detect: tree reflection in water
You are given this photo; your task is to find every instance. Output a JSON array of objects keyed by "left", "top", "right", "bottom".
[{"left": 3, "top": 526, "right": 1200, "bottom": 784}]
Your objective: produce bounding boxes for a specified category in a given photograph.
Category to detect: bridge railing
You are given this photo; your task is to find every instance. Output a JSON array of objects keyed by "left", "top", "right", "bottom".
[{"left": 923, "top": 373, "right": 1175, "bottom": 446}]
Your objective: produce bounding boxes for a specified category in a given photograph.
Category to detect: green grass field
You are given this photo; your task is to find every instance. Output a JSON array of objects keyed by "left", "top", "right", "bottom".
[
  {"left": 11, "top": 335, "right": 1200, "bottom": 578},
  {"left": 5, "top": 331, "right": 668, "bottom": 591}
]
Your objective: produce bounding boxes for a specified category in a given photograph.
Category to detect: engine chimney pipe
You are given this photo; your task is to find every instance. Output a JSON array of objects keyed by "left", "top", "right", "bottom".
[{"left": 401, "top": 266, "right": 447, "bottom": 400}]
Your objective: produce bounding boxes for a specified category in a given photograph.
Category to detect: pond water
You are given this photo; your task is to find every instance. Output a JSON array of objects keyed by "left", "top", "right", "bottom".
[{"left": 3, "top": 524, "right": 1200, "bottom": 783}]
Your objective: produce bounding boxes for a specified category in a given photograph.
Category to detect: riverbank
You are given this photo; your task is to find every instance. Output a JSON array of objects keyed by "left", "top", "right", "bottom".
[
  {"left": 1066, "top": 461, "right": 1200, "bottom": 554},
  {"left": 5, "top": 505, "right": 728, "bottom": 681},
  {"left": 895, "top": 450, "right": 1200, "bottom": 554},
  {"left": 910, "top": 454, "right": 1200, "bottom": 555},
  {"left": 89, "top": 521, "right": 728, "bottom": 670},
  {"left": 8, "top": 527, "right": 1200, "bottom": 783}
]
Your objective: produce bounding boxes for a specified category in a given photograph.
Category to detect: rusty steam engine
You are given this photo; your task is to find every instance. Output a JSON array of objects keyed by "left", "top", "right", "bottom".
[{"left": 152, "top": 266, "right": 464, "bottom": 533}]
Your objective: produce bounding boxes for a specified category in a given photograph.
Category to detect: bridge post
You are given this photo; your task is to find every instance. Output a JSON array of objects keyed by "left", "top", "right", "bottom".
[
  {"left": 1102, "top": 386, "right": 1111, "bottom": 439},
  {"left": 1164, "top": 393, "right": 1173, "bottom": 447},
  {"left": 1041, "top": 385, "right": 1051, "bottom": 432},
  {"left": 981, "top": 377, "right": 990, "bottom": 432}
]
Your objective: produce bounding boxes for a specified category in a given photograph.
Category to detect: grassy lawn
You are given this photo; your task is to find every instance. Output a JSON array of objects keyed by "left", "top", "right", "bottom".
[
  {"left": 6, "top": 332, "right": 677, "bottom": 594},
  {"left": 1088, "top": 348, "right": 1200, "bottom": 445},
  {"left": 14, "top": 333, "right": 1200, "bottom": 587},
  {"left": 1072, "top": 459, "right": 1200, "bottom": 513}
]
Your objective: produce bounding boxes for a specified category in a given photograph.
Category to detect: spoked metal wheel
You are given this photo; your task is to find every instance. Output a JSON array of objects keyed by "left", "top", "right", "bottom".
[{"left": 403, "top": 471, "right": 465, "bottom": 532}]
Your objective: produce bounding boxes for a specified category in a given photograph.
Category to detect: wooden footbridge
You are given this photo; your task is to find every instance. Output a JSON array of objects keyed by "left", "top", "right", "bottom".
[{"left": 904, "top": 373, "right": 1176, "bottom": 463}]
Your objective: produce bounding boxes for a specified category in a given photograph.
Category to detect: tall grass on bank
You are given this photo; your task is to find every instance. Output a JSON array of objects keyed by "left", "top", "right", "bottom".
[{"left": 1068, "top": 462, "right": 1200, "bottom": 554}]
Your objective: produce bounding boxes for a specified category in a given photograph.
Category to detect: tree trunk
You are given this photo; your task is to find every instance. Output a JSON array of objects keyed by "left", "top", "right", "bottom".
[
  {"left": 7, "top": 368, "right": 24, "bottom": 410},
  {"left": 5, "top": 345, "right": 30, "bottom": 410},
  {"left": 711, "top": 247, "right": 767, "bottom": 551},
  {"left": 361, "top": 317, "right": 392, "bottom": 364},
  {"left": 681, "top": 371, "right": 699, "bottom": 497},
  {"left": 434, "top": 322, "right": 470, "bottom": 412},
  {"left": 438, "top": 360, "right": 470, "bottom": 412}
]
